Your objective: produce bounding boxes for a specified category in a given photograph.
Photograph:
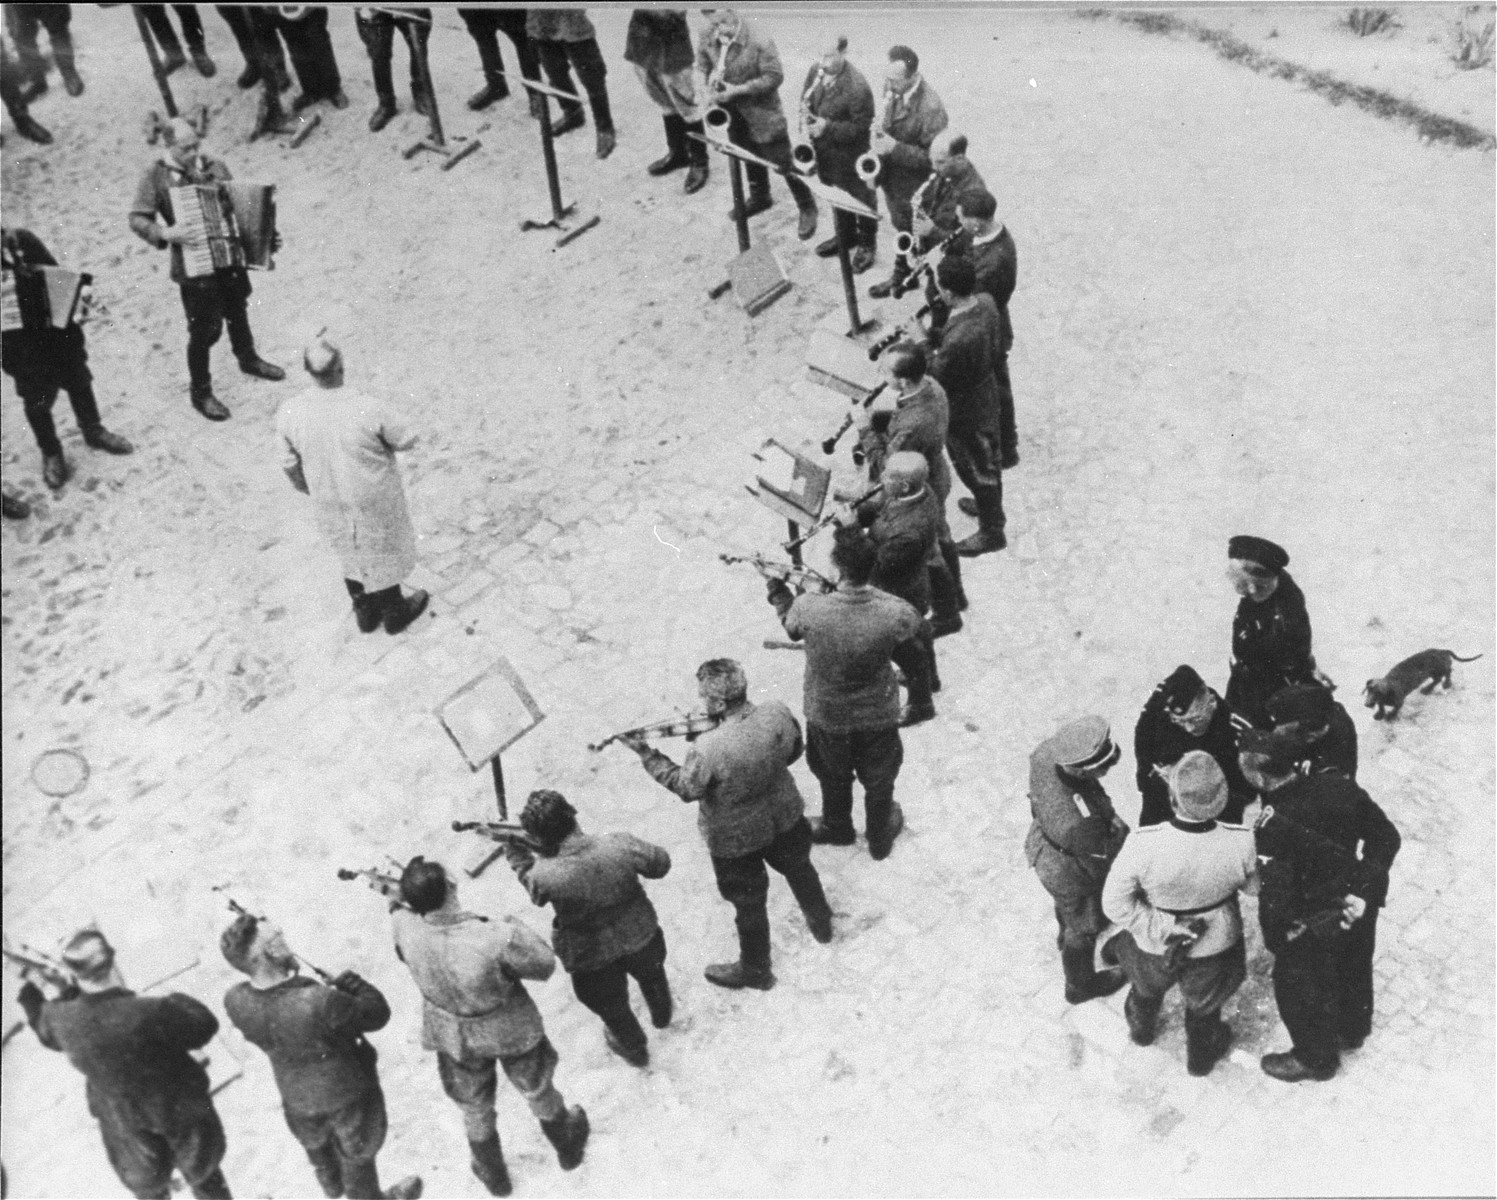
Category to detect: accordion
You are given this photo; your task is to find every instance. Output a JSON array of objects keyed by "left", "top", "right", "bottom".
[
  {"left": 168, "top": 182, "right": 277, "bottom": 279},
  {"left": 1, "top": 265, "right": 92, "bottom": 333}
]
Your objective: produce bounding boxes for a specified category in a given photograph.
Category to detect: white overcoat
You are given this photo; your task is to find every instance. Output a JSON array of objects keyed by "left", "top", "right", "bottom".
[{"left": 276, "top": 387, "right": 418, "bottom": 591}]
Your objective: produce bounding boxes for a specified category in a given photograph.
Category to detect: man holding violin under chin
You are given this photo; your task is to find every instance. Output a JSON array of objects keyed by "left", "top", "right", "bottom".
[{"left": 623, "top": 658, "right": 835, "bottom": 992}]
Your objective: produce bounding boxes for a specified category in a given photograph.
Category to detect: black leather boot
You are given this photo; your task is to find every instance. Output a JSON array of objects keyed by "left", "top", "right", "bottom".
[
  {"left": 648, "top": 113, "right": 690, "bottom": 175},
  {"left": 539, "top": 1106, "right": 590, "bottom": 1171},
  {"left": 683, "top": 122, "right": 710, "bottom": 193},
  {"left": 706, "top": 924, "right": 774, "bottom": 990},
  {"left": 1185, "top": 1012, "right": 1233, "bottom": 1076},
  {"left": 1061, "top": 946, "right": 1125, "bottom": 1004},
  {"left": 468, "top": 1134, "right": 511, "bottom": 1197}
]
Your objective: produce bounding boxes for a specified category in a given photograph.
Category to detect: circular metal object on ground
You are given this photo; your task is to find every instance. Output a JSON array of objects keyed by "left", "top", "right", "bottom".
[{"left": 30, "top": 748, "right": 90, "bottom": 798}]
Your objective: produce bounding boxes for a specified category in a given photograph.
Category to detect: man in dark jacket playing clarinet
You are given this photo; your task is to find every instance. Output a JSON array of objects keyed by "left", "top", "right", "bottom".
[
  {"left": 17, "top": 928, "right": 233, "bottom": 1199},
  {"left": 625, "top": 658, "right": 835, "bottom": 991},
  {"left": 803, "top": 34, "right": 876, "bottom": 272},
  {"left": 221, "top": 914, "right": 421, "bottom": 1200}
]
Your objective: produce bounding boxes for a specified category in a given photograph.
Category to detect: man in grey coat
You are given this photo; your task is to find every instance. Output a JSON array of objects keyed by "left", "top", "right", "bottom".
[
  {"left": 276, "top": 336, "right": 428, "bottom": 634},
  {"left": 625, "top": 658, "right": 834, "bottom": 992},
  {"left": 505, "top": 791, "right": 674, "bottom": 1069}
]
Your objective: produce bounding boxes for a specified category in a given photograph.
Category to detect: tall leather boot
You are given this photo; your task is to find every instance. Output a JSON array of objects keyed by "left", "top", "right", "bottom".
[
  {"left": 927, "top": 562, "right": 963, "bottom": 637},
  {"left": 647, "top": 113, "right": 689, "bottom": 176},
  {"left": 539, "top": 1106, "right": 590, "bottom": 1172},
  {"left": 190, "top": 1168, "right": 233, "bottom": 1200},
  {"left": 682, "top": 121, "right": 710, "bottom": 193},
  {"left": 940, "top": 539, "right": 968, "bottom": 610},
  {"left": 637, "top": 968, "right": 674, "bottom": 1029},
  {"left": 955, "top": 485, "right": 1006, "bottom": 557},
  {"left": 53, "top": 35, "right": 84, "bottom": 96},
  {"left": 705, "top": 923, "right": 774, "bottom": 990},
  {"left": 1061, "top": 945, "right": 1125, "bottom": 1004},
  {"left": 306, "top": 1143, "right": 343, "bottom": 1197},
  {"left": 1185, "top": 1011, "right": 1232, "bottom": 1076},
  {"left": 468, "top": 1134, "right": 511, "bottom": 1197}
]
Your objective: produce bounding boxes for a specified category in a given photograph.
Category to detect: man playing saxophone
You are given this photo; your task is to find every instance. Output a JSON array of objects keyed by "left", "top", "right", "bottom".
[
  {"left": 696, "top": 9, "right": 818, "bottom": 240},
  {"left": 801, "top": 35, "right": 877, "bottom": 274},
  {"left": 864, "top": 45, "right": 949, "bottom": 299}
]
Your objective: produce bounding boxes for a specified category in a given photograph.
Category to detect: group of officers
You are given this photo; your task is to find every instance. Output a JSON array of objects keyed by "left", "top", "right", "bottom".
[{"left": 12, "top": 529, "right": 1404, "bottom": 1198}]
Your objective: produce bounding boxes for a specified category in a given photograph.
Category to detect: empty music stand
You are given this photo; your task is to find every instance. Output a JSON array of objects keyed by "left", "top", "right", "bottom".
[
  {"left": 402, "top": 26, "right": 481, "bottom": 169},
  {"left": 435, "top": 658, "right": 546, "bottom": 876},
  {"left": 517, "top": 76, "right": 600, "bottom": 247},
  {"left": 689, "top": 133, "right": 793, "bottom": 316},
  {"left": 746, "top": 439, "right": 831, "bottom": 567}
]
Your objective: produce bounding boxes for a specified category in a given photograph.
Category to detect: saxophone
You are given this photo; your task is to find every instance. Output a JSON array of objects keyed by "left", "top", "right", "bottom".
[
  {"left": 856, "top": 83, "right": 894, "bottom": 185},
  {"left": 792, "top": 67, "right": 825, "bottom": 175},
  {"left": 703, "top": 34, "right": 733, "bottom": 140}
]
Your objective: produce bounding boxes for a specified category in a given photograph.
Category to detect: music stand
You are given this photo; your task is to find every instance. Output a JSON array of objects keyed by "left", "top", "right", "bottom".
[
  {"left": 689, "top": 133, "right": 793, "bottom": 316},
  {"left": 745, "top": 439, "right": 831, "bottom": 567},
  {"left": 402, "top": 29, "right": 481, "bottom": 169},
  {"left": 435, "top": 658, "right": 546, "bottom": 877},
  {"left": 517, "top": 76, "right": 600, "bottom": 247},
  {"left": 796, "top": 177, "right": 881, "bottom": 336}
]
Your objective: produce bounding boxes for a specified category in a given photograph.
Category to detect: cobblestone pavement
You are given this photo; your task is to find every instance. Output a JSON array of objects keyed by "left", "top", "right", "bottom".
[{"left": 2, "top": 7, "right": 1493, "bottom": 1197}]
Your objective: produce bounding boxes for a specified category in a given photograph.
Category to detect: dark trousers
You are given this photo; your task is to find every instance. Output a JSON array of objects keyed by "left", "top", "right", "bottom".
[
  {"left": 711, "top": 818, "right": 831, "bottom": 960},
  {"left": 9, "top": 4, "right": 73, "bottom": 85},
  {"left": 947, "top": 424, "right": 1006, "bottom": 531},
  {"left": 569, "top": 927, "right": 668, "bottom": 1056},
  {"left": 1, "top": 43, "right": 31, "bottom": 119},
  {"left": 139, "top": 4, "right": 207, "bottom": 55},
  {"left": 724, "top": 106, "right": 812, "bottom": 210},
  {"left": 178, "top": 271, "right": 256, "bottom": 399},
  {"left": 271, "top": 7, "right": 340, "bottom": 100},
  {"left": 216, "top": 6, "right": 285, "bottom": 77},
  {"left": 534, "top": 36, "right": 612, "bottom": 132},
  {"left": 355, "top": 8, "right": 429, "bottom": 105},
  {"left": 823, "top": 167, "right": 877, "bottom": 249},
  {"left": 995, "top": 354, "right": 1018, "bottom": 462},
  {"left": 95, "top": 1090, "right": 228, "bottom": 1200},
  {"left": 805, "top": 723, "right": 903, "bottom": 841},
  {"left": 1272, "top": 908, "right": 1379, "bottom": 1071},
  {"left": 459, "top": 8, "right": 538, "bottom": 87},
  {"left": 284, "top": 1088, "right": 387, "bottom": 1200},
  {"left": 1114, "top": 933, "right": 1247, "bottom": 1021},
  {"left": 6, "top": 332, "right": 101, "bottom": 457},
  {"left": 880, "top": 178, "right": 919, "bottom": 235}
]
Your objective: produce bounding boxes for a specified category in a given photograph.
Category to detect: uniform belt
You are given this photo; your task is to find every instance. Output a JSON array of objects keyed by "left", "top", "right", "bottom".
[{"left": 1158, "top": 895, "right": 1235, "bottom": 917}]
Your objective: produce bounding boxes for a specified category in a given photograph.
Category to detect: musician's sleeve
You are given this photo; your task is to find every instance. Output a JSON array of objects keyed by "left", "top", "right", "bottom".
[
  {"left": 129, "top": 169, "right": 169, "bottom": 248},
  {"left": 738, "top": 39, "right": 782, "bottom": 95},
  {"left": 640, "top": 746, "right": 712, "bottom": 805},
  {"left": 884, "top": 95, "right": 948, "bottom": 172},
  {"left": 775, "top": 591, "right": 805, "bottom": 639},
  {"left": 18, "top": 983, "right": 61, "bottom": 1050},
  {"left": 279, "top": 425, "right": 310, "bottom": 493}
]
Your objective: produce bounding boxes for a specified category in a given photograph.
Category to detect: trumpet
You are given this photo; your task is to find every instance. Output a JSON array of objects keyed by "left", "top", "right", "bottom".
[{"left": 589, "top": 713, "right": 724, "bottom": 753}]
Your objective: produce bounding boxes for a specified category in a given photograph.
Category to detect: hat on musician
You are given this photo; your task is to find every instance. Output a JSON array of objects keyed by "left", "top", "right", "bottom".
[
  {"left": 1168, "top": 750, "right": 1228, "bottom": 822},
  {"left": 1227, "top": 535, "right": 1288, "bottom": 576},
  {"left": 61, "top": 927, "right": 116, "bottom": 982}
]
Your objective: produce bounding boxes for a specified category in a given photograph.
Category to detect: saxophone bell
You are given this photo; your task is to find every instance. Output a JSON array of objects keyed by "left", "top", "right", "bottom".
[
  {"left": 791, "top": 138, "right": 818, "bottom": 175},
  {"left": 893, "top": 231, "right": 915, "bottom": 258},
  {"left": 703, "top": 104, "right": 731, "bottom": 140},
  {"left": 856, "top": 152, "right": 881, "bottom": 185}
]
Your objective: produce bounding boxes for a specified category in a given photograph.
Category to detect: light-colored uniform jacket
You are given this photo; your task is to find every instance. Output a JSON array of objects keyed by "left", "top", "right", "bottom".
[
  {"left": 276, "top": 388, "right": 417, "bottom": 591},
  {"left": 392, "top": 909, "right": 554, "bottom": 1062},
  {"left": 1102, "top": 821, "right": 1259, "bottom": 959}
]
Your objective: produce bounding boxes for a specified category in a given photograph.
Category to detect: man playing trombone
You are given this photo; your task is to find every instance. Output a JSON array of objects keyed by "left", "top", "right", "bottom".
[
  {"left": 863, "top": 45, "right": 949, "bottom": 299},
  {"left": 697, "top": 9, "right": 818, "bottom": 240},
  {"left": 622, "top": 659, "right": 835, "bottom": 992},
  {"left": 801, "top": 35, "right": 877, "bottom": 274}
]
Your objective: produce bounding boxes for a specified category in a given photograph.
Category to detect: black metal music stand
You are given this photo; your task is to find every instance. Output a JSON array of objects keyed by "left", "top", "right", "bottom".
[
  {"left": 688, "top": 133, "right": 793, "bottom": 315},
  {"left": 516, "top": 76, "right": 600, "bottom": 247},
  {"left": 798, "top": 177, "right": 882, "bottom": 336},
  {"left": 402, "top": 30, "right": 481, "bottom": 169}
]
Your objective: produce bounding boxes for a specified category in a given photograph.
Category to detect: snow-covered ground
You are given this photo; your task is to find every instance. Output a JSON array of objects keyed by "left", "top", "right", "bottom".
[{"left": 3, "top": 6, "right": 1493, "bottom": 1197}]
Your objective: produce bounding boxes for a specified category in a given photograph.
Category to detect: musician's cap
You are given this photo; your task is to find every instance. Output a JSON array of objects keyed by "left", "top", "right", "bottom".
[
  {"left": 219, "top": 912, "right": 260, "bottom": 973},
  {"left": 1228, "top": 535, "right": 1288, "bottom": 575},
  {"left": 1168, "top": 750, "right": 1228, "bottom": 822},
  {"left": 61, "top": 928, "right": 115, "bottom": 980},
  {"left": 1238, "top": 728, "right": 1297, "bottom": 771},
  {"left": 1159, "top": 664, "right": 1207, "bottom": 715},
  {"left": 1052, "top": 716, "right": 1118, "bottom": 774},
  {"left": 1267, "top": 682, "right": 1333, "bottom": 730}
]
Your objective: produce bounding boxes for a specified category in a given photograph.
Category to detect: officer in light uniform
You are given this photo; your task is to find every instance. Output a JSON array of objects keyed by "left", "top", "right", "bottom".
[{"left": 1101, "top": 751, "right": 1258, "bottom": 1076}]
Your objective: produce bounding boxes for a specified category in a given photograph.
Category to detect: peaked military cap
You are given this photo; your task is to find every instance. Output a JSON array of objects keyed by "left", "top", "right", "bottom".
[
  {"left": 1159, "top": 664, "right": 1207, "bottom": 715},
  {"left": 1267, "top": 682, "right": 1333, "bottom": 729},
  {"left": 1052, "top": 715, "right": 1117, "bottom": 772},
  {"left": 1227, "top": 535, "right": 1289, "bottom": 574}
]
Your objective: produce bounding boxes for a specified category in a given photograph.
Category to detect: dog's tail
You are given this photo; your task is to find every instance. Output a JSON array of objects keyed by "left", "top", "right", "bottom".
[{"left": 1447, "top": 651, "right": 1484, "bottom": 663}]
